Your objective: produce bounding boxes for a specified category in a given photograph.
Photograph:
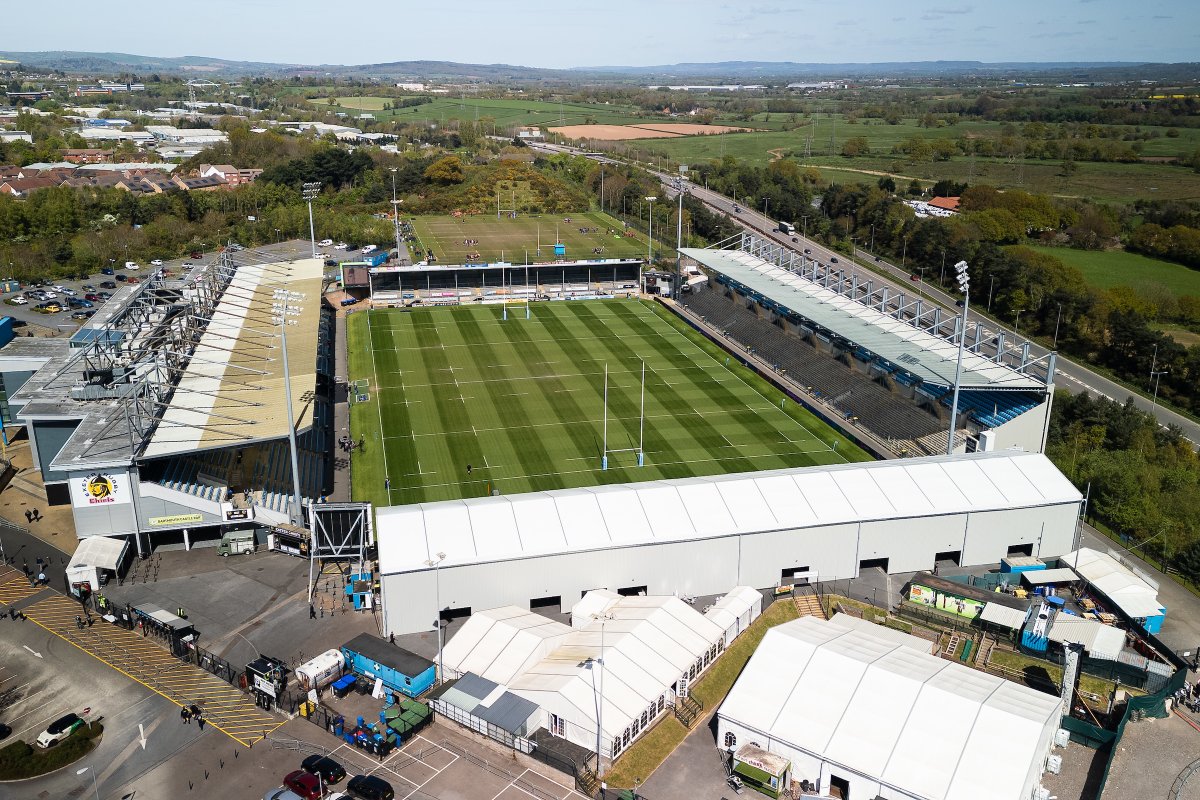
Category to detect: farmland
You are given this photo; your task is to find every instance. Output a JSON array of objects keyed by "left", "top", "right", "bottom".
[{"left": 1026, "top": 245, "right": 1200, "bottom": 296}]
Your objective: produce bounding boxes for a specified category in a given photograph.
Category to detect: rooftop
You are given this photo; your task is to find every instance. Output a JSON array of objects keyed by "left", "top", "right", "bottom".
[{"left": 680, "top": 246, "right": 1043, "bottom": 391}]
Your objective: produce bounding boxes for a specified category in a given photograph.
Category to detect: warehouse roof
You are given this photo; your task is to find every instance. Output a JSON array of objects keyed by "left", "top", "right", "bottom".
[
  {"left": 1060, "top": 548, "right": 1164, "bottom": 620},
  {"left": 719, "top": 615, "right": 1062, "bottom": 800},
  {"left": 681, "top": 247, "right": 1043, "bottom": 391},
  {"left": 377, "top": 451, "right": 1082, "bottom": 575}
]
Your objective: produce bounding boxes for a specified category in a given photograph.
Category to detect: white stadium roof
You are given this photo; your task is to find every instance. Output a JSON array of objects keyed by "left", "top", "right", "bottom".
[
  {"left": 143, "top": 258, "right": 323, "bottom": 458},
  {"left": 680, "top": 247, "right": 1043, "bottom": 391},
  {"left": 377, "top": 452, "right": 1083, "bottom": 575},
  {"left": 720, "top": 615, "right": 1062, "bottom": 800},
  {"left": 1060, "top": 548, "right": 1164, "bottom": 620}
]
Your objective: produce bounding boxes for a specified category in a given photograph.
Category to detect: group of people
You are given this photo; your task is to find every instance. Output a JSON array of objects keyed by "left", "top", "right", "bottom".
[
  {"left": 21, "top": 556, "right": 49, "bottom": 587},
  {"left": 576, "top": 226, "right": 603, "bottom": 234},
  {"left": 338, "top": 435, "right": 363, "bottom": 454},
  {"left": 180, "top": 704, "right": 206, "bottom": 729},
  {"left": 23, "top": 508, "right": 42, "bottom": 523},
  {"left": 461, "top": 238, "right": 481, "bottom": 246},
  {"left": 591, "top": 247, "right": 607, "bottom": 255}
]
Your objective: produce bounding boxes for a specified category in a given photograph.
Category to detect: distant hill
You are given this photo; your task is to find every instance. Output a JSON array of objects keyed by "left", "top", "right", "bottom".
[{"left": 0, "top": 50, "right": 1193, "bottom": 84}]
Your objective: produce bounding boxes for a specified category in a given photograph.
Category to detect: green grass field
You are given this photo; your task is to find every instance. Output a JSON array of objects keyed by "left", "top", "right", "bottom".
[
  {"left": 409, "top": 212, "right": 646, "bottom": 264},
  {"left": 1027, "top": 245, "right": 1200, "bottom": 295},
  {"left": 347, "top": 300, "right": 868, "bottom": 506}
]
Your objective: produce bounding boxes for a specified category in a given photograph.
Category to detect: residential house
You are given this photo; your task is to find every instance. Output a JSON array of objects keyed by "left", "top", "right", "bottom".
[
  {"left": 63, "top": 149, "right": 115, "bottom": 164},
  {"left": 0, "top": 131, "right": 34, "bottom": 144},
  {"left": 0, "top": 176, "right": 62, "bottom": 197},
  {"left": 198, "top": 164, "right": 262, "bottom": 186},
  {"left": 171, "top": 174, "right": 225, "bottom": 192},
  {"left": 927, "top": 196, "right": 961, "bottom": 214}
]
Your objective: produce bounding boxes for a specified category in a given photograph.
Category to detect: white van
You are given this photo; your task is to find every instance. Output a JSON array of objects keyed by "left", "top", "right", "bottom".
[
  {"left": 318, "top": 238, "right": 333, "bottom": 247},
  {"left": 125, "top": 262, "right": 140, "bottom": 270},
  {"left": 362, "top": 244, "right": 377, "bottom": 255}
]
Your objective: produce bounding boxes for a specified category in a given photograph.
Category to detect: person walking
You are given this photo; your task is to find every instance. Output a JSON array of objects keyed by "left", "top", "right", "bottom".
[
  {"left": 24, "top": 510, "right": 31, "bottom": 524},
  {"left": 181, "top": 706, "right": 191, "bottom": 725}
]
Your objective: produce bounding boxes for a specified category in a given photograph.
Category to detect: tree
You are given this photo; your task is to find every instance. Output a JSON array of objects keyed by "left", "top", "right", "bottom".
[{"left": 841, "top": 136, "right": 870, "bottom": 158}]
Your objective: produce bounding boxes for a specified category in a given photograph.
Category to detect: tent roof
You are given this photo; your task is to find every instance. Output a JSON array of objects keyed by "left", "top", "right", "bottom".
[
  {"left": 70, "top": 535, "right": 129, "bottom": 572},
  {"left": 681, "top": 247, "right": 1043, "bottom": 391},
  {"left": 718, "top": 615, "right": 1062, "bottom": 800},
  {"left": 571, "top": 590, "right": 620, "bottom": 628},
  {"left": 441, "top": 607, "right": 572, "bottom": 686},
  {"left": 1047, "top": 616, "right": 1126, "bottom": 660},
  {"left": 377, "top": 451, "right": 1081, "bottom": 575},
  {"left": 1060, "top": 548, "right": 1164, "bottom": 619},
  {"left": 704, "top": 586, "right": 762, "bottom": 631},
  {"left": 1020, "top": 567, "right": 1079, "bottom": 585},
  {"left": 979, "top": 602, "right": 1029, "bottom": 630}
]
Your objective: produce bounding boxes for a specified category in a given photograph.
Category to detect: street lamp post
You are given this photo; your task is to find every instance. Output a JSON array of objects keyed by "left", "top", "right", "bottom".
[
  {"left": 76, "top": 766, "right": 99, "bottom": 800},
  {"left": 987, "top": 275, "right": 996, "bottom": 312},
  {"left": 390, "top": 168, "right": 403, "bottom": 260},
  {"left": 801, "top": 215, "right": 808, "bottom": 241},
  {"left": 302, "top": 181, "right": 321, "bottom": 259},
  {"left": 901, "top": 237, "right": 908, "bottom": 269},
  {"left": 590, "top": 611, "right": 614, "bottom": 777},
  {"left": 1014, "top": 308, "right": 1025, "bottom": 334},
  {"left": 645, "top": 196, "right": 657, "bottom": 266},
  {"left": 1053, "top": 303, "right": 1063, "bottom": 348},
  {"left": 1151, "top": 367, "right": 1169, "bottom": 408},
  {"left": 424, "top": 552, "right": 447, "bottom": 683},
  {"left": 946, "top": 261, "right": 971, "bottom": 456}
]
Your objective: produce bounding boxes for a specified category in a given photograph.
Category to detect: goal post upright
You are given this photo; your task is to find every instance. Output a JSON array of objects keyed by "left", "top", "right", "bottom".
[
  {"left": 601, "top": 362, "right": 609, "bottom": 471},
  {"left": 637, "top": 359, "right": 645, "bottom": 467}
]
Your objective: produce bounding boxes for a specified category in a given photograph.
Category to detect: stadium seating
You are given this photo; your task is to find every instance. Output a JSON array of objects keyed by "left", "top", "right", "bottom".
[
  {"left": 944, "top": 390, "right": 1041, "bottom": 429},
  {"left": 681, "top": 288, "right": 946, "bottom": 444}
]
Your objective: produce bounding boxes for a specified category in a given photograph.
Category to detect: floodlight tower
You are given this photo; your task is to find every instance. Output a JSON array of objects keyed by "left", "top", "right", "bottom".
[
  {"left": 673, "top": 167, "right": 687, "bottom": 297},
  {"left": 302, "top": 181, "right": 321, "bottom": 258},
  {"left": 946, "top": 261, "right": 970, "bottom": 456},
  {"left": 645, "top": 196, "right": 657, "bottom": 266},
  {"left": 390, "top": 168, "right": 403, "bottom": 261},
  {"left": 273, "top": 287, "right": 307, "bottom": 523}
]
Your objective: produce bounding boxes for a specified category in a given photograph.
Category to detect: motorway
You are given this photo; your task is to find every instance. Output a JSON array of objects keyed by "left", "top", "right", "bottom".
[{"left": 530, "top": 141, "right": 1200, "bottom": 446}]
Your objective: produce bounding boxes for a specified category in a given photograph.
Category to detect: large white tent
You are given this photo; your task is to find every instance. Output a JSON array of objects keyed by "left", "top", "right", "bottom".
[
  {"left": 377, "top": 451, "right": 1084, "bottom": 635},
  {"left": 442, "top": 593, "right": 731, "bottom": 758},
  {"left": 1060, "top": 548, "right": 1165, "bottom": 630},
  {"left": 717, "top": 615, "right": 1062, "bottom": 800}
]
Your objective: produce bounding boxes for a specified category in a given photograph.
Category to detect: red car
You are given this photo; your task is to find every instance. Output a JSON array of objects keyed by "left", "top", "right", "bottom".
[
  {"left": 85, "top": 293, "right": 102, "bottom": 302},
  {"left": 283, "top": 770, "right": 323, "bottom": 800}
]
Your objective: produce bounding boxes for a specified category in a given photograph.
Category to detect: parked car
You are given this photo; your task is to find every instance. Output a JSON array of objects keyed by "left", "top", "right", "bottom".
[
  {"left": 190, "top": 251, "right": 203, "bottom": 259},
  {"left": 283, "top": 770, "right": 323, "bottom": 800},
  {"left": 116, "top": 274, "right": 128, "bottom": 282},
  {"left": 340, "top": 297, "right": 358, "bottom": 307},
  {"left": 84, "top": 293, "right": 101, "bottom": 302},
  {"left": 830, "top": 257, "right": 839, "bottom": 264},
  {"left": 124, "top": 261, "right": 139, "bottom": 270},
  {"left": 301, "top": 754, "right": 347, "bottom": 784},
  {"left": 324, "top": 259, "right": 339, "bottom": 267},
  {"left": 68, "top": 298, "right": 93, "bottom": 309},
  {"left": 262, "top": 790, "right": 305, "bottom": 800},
  {"left": 318, "top": 238, "right": 334, "bottom": 247},
  {"left": 803, "top": 249, "right": 812, "bottom": 255},
  {"left": 346, "top": 775, "right": 394, "bottom": 800},
  {"left": 150, "top": 259, "right": 164, "bottom": 266},
  {"left": 35, "top": 302, "right": 63, "bottom": 314},
  {"left": 97, "top": 291, "right": 112, "bottom": 299},
  {"left": 99, "top": 281, "right": 117, "bottom": 289},
  {"left": 36, "top": 713, "right": 83, "bottom": 747},
  {"left": 362, "top": 244, "right": 377, "bottom": 255},
  {"left": 101, "top": 267, "right": 115, "bottom": 275},
  {"left": 71, "top": 311, "right": 93, "bottom": 321},
  {"left": 910, "top": 273, "right": 921, "bottom": 282},
  {"left": 0, "top": 722, "right": 11, "bottom": 740},
  {"left": 5, "top": 296, "right": 27, "bottom": 305},
  {"left": 127, "top": 277, "right": 140, "bottom": 284},
  {"left": 334, "top": 242, "right": 349, "bottom": 250}
]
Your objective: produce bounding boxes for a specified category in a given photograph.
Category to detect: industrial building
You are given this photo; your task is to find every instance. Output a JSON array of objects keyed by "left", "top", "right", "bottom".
[
  {"left": 375, "top": 450, "right": 1083, "bottom": 636},
  {"left": 717, "top": 614, "right": 1063, "bottom": 800}
]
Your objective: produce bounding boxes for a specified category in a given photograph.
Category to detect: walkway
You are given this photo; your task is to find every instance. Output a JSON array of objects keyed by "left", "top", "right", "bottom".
[{"left": 2, "top": 565, "right": 286, "bottom": 747}]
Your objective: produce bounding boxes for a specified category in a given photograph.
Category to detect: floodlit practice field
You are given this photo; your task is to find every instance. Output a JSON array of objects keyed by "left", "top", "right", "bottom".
[
  {"left": 409, "top": 212, "right": 646, "bottom": 264},
  {"left": 347, "top": 300, "right": 868, "bottom": 506}
]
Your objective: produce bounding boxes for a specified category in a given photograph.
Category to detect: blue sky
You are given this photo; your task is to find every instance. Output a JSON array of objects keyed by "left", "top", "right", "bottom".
[{"left": 9, "top": 0, "right": 1199, "bottom": 67}]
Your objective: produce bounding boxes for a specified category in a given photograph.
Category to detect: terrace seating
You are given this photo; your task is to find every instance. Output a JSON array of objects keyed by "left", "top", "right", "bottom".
[
  {"left": 681, "top": 288, "right": 946, "bottom": 444},
  {"left": 944, "top": 390, "right": 1041, "bottom": 429}
]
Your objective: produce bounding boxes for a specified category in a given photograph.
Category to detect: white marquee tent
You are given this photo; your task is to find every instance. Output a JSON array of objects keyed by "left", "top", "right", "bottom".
[
  {"left": 717, "top": 615, "right": 1062, "bottom": 800},
  {"left": 1060, "top": 548, "right": 1165, "bottom": 623}
]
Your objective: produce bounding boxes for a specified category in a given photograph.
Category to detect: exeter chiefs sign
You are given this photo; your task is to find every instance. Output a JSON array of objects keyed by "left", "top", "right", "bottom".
[{"left": 71, "top": 471, "right": 131, "bottom": 508}]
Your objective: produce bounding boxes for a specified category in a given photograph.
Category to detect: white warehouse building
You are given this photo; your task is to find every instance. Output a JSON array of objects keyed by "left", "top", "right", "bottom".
[{"left": 376, "top": 451, "right": 1083, "bottom": 636}]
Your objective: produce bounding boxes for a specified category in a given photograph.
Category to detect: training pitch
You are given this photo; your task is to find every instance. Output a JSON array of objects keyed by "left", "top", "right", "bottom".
[
  {"left": 346, "top": 299, "right": 868, "bottom": 507},
  {"left": 409, "top": 212, "right": 646, "bottom": 265}
]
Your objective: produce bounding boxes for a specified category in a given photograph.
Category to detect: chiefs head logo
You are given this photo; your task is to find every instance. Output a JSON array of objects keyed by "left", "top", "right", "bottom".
[{"left": 84, "top": 474, "right": 116, "bottom": 503}]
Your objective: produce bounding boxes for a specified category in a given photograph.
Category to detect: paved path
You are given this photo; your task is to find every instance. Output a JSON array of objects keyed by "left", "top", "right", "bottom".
[{"left": 2, "top": 564, "right": 286, "bottom": 747}]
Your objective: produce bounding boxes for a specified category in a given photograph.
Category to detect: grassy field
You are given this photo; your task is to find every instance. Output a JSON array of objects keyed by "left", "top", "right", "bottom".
[
  {"left": 408, "top": 212, "right": 646, "bottom": 264},
  {"left": 347, "top": 300, "right": 868, "bottom": 506},
  {"left": 309, "top": 96, "right": 394, "bottom": 110},
  {"left": 311, "top": 96, "right": 665, "bottom": 128},
  {"left": 1027, "top": 245, "right": 1200, "bottom": 295}
]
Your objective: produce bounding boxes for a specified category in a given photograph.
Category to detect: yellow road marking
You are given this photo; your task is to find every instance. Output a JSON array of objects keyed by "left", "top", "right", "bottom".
[{"left": 21, "top": 594, "right": 286, "bottom": 747}]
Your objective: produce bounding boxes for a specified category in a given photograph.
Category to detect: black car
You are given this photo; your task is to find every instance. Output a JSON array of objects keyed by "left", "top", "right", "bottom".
[
  {"left": 101, "top": 267, "right": 115, "bottom": 275},
  {"left": 99, "top": 281, "right": 117, "bottom": 289},
  {"left": 0, "top": 722, "right": 10, "bottom": 741},
  {"left": 340, "top": 297, "right": 359, "bottom": 307},
  {"left": 301, "top": 754, "right": 346, "bottom": 784},
  {"left": 347, "top": 774, "right": 394, "bottom": 800}
]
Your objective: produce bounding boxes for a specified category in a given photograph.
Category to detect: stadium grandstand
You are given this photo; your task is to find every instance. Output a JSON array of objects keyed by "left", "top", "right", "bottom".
[
  {"left": 0, "top": 247, "right": 335, "bottom": 553},
  {"left": 677, "top": 234, "right": 1056, "bottom": 456},
  {"left": 365, "top": 258, "right": 642, "bottom": 305}
]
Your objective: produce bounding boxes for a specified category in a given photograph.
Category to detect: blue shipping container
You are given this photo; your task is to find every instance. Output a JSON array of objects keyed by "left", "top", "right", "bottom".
[
  {"left": 0, "top": 317, "right": 15, "bottom": 348},
  {"left": 341, "top": 633, "right": 435, "bottom": 697},
  {"left": 363, "top": 251, "right": 389, "bottom": 267}
]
